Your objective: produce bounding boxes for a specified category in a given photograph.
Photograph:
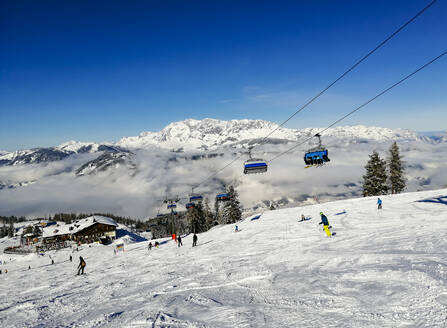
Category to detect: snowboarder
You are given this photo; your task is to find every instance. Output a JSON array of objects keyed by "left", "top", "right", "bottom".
[
  {"left": 377, "top": 198, "right": 383, "bottom": 209},
  {"left": 318, "top": 212, "right": 332, "bottom": 237},
  {"left": 148, "top": 242, "right": 153, "bottom": 250},
  {"left": 177, "top": 235, "right": 182, "bottom": 247},
  {"left": 77, "top": 256, "right": 86, "bottom": 275},
  {"left": 299, "top": 214, "right": 306, "bottom": 222},
  {"left": 192, "top": 233, "right": 198, "bottom": 247}
]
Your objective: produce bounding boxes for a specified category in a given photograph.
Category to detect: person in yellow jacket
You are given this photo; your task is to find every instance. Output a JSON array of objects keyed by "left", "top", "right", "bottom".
[{"left": 318, "top": 212, "right": 332, "bottom": 237}]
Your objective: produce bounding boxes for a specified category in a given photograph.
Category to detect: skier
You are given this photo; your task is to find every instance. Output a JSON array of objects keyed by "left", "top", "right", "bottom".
[
  {"left": 192, "top": 233, "right": 198, "bottom": 247},
  {"left": 299, "top": 214, "right": 306, "bottom": 222},
  {"left": 77, "top": 256, "right": 86, "bottom": 275},
  {"left": 235, "top": 225, "right": 239, "bottom": 232},
  {"left": 155, "top": 241, "right": 159, "bottom": 248},
  {"left": 51, "top": 259, "right": 54, "bottom": 265},
  {"left": 318, "top": 212, "right": 332, "bottom": 237},
  {"left": 177, "top": 235, "right": 182, "bottom": 247},
  {"left": 148, "top": 242, "right": 153, "bottom": 250},
  {"left": 377, "top": 198, "right": 383, "bottom": 210},
  {"left": 69, "top": 255, "right": 72, "bottom": 262}
]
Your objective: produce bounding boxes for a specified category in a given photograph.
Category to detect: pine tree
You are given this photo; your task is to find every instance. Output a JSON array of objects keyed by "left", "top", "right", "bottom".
[
  {"left": 214, "top": 197, "right": 222, "bottom": 224},
  {"left": 223, "top": 186, "right": 242, "bottom": 224},
  {"left": 8, "top": 221, "right": 15, "bottom": 237},
  {"left": 186, "top": 202, "right": 207, "bottom": 233},
  {"left": 362, "top": 151, "right": 388, "bottom": 197},
  {"left": 388, "top": 142, "right": 406, "bottom": 194},
  {"left": 203, "top": 198, "right": 216, "bottom": 228}
]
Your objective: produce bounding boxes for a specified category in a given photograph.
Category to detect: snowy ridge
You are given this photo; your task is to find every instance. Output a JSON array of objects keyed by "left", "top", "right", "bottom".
[
  {"left": 117, "top": 118, "right": 424, "bottom": 151},
  {"left": 56, "top": 141, "right": 103, "bottom": 153},
  {"left": 0, "top": 142, "right": 127, "bottom": 166},
  {"left": 1, "top": 189, "right": 446, "bottom": 327},
  {"left": 75, "top": 151, "right": 135, "bottom": 176},
  {"left": 0, "top": 119, "right": 437, "bottom": 162}
]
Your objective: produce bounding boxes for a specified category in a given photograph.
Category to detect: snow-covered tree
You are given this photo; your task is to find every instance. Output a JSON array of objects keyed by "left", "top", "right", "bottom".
[
  {"left": 388, "top": 142, "right": 406, "bottom": 194},
  {"left": 223, "top": 186, "right": 242, "bottom": 224},
  {"left": 362, "top": 151, "right": 388, "bottom": 197}
]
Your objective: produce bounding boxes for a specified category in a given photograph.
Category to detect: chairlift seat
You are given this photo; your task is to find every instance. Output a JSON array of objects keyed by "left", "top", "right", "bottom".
[
  {"left": 216, "top": 193, "right": 230, "bottom": 201},
  {"left": 244, "top": 158, "right": 268, "bottom": 174},
  {"left": 304, "top": 149, "right": 330, "bottom": 166},
  {"left": 189, "top": 195, "right": 203, "bottom": 202}
]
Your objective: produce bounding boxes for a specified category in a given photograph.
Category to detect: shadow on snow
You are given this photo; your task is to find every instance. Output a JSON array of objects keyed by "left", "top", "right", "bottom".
[{"left": 416, "top": 195, "right": 447, "bottom": 206}]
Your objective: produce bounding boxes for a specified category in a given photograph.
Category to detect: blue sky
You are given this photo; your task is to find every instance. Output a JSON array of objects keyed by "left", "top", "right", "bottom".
[{"left": 0, "top": 0, "right": 446, "bottom": 151}]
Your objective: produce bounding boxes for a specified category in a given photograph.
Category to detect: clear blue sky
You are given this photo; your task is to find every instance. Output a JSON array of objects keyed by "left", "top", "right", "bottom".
[{"left": 0, "top": 0, "right": 445, "bottom": 151}]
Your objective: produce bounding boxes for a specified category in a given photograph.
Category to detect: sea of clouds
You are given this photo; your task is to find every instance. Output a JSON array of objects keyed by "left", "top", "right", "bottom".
[{"left": 0, "top": 139, "right": 446, "bottom": 219}]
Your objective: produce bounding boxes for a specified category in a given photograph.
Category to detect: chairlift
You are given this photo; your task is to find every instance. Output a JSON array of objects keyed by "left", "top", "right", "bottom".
[
  {"left": 244, "top": 147, "right": 268, "bottom": 174},
  {"left": 216, "top": 192, "right": 230, "bottom": 201},
  {"left": 304, "top": 134, "right": 330, "bottom": 167},
  {"left": 189, "top": 187, "right": 203, "bottom": 203},
  {"left": 189, "top": 195, "right": 203, "bottom": 202}
]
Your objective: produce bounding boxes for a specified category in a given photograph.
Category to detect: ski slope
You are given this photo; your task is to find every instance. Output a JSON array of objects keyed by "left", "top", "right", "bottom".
[{"left": 1, "top": 189, "right": 446, "bottom": 327}]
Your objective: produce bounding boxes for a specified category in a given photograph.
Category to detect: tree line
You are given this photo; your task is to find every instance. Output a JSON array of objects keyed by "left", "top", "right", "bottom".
[
  {"left": 149, "top": 186, "right": 242, "bottom": 238},
  {"left": 1, "top": 186, "right": 243, "bottom": 240}
]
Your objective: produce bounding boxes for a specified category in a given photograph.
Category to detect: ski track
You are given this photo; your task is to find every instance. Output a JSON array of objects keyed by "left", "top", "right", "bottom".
[{"left": 1, "top": 189, "right": 447, "bottom": 327}]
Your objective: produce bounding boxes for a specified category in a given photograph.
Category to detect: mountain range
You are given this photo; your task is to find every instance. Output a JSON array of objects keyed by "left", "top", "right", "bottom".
[{"left": 0, "top": 118, "right": 446, "bottom": 218}]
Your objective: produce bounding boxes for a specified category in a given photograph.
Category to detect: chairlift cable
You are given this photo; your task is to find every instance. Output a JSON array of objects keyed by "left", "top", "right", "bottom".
[
  {"left": 152, "top": 1, "right": 438, "bottom": 213},
  {"left": 192, "top": 0, "right": 437, "bottom": 187},
  {"left": 250, "top": 0, "right": 438, "bottom": 152},
  {"left": 267, "top": 51, "right": 447, "bottom": 163}
]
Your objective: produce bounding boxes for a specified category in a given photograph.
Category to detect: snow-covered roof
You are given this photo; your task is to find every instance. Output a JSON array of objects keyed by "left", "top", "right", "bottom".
[{"left": 42, "top": 216, "right": 117, "bottom": 238}]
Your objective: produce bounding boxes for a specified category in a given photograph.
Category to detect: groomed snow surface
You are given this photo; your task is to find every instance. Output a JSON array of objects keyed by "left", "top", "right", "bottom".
[{"left": 1, "top": 189, "right": 447, "bottom": 327}]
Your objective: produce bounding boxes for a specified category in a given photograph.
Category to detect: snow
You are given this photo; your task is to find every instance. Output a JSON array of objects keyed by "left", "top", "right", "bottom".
[
  {"left": 116, "top": 119, "right": 424, "bottom": 151},
  {"left": 57, "top": 141, "right": 100, "bottom": 153},
  {"left": 1, "top": 189, "right": 446, "bottom": 327}
]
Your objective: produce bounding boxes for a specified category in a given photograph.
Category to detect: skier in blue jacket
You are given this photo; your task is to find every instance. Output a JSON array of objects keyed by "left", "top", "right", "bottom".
[{"left": 377, "top": 198, "right": 383, "bottom": 209}]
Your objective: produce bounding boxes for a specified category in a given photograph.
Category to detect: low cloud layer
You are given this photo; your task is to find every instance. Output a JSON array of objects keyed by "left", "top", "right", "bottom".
[{"left": 0, "top": 139, "right": 446, "bottom": 219}]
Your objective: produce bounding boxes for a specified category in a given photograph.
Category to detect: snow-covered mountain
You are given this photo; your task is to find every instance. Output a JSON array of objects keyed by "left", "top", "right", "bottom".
[
  {"left": 76, "top": 151, "right": 135, "bottom": 176},
  {"left": 1, "top": 118, "right": 447, "bottom": 218},
  {"left": 117, "top": 118, "right": 424, "bottom": 151},
  {"left": 0, "top": 119, "right": 441, "bottom": 166},
  {"left": 0, "top": 142, "right": 128, "bottom": 166}
]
